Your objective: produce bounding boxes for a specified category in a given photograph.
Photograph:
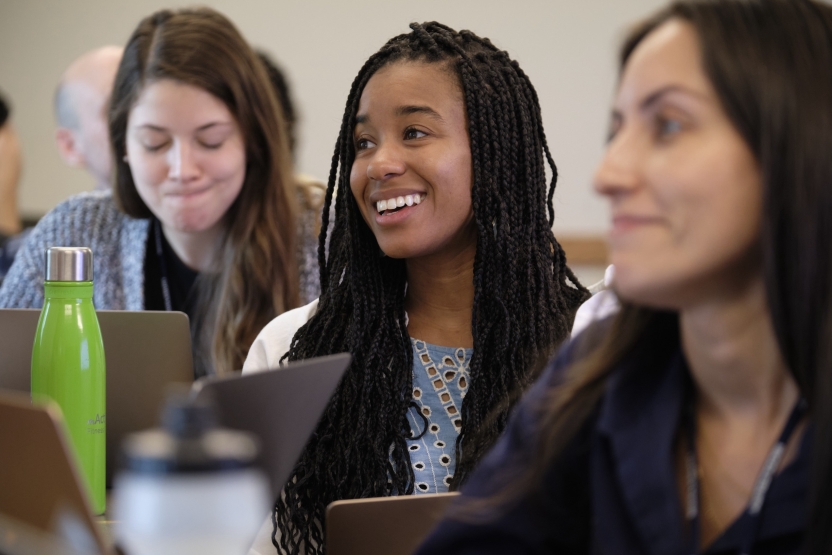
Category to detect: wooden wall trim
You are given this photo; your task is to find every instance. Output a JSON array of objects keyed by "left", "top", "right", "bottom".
[{"left": 558, "top": 235, "right": 608, "bottom": 265}]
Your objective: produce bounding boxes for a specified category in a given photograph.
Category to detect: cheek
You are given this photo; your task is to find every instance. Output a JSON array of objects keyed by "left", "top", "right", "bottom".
[
  {"left": 206, "top": 149, "right": 246, "bottom": 186},
  {"left": 436, "top": 147, "right": 473, "bottom": 206},
  {"left": 668, "top": 143, "right": 762, "bottom": 262},
  {"left": 349, "top": 160, "right": 372, "bottom": 224},
  {"left": 615, "top": 145, "right": 762, "bottom": 306},
  {"left": 125, "top": 147, "right": 166, "bottom": 199}
]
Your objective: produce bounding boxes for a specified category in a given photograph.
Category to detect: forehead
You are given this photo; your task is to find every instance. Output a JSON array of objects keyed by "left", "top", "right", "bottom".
[
  {"left": 617, "top": 19, "right": 712, "bottom": 106},
  {"left": 129, "top": 79, "right": 231, "bottom": 124},
  {"left": 357, "top": 61, "right": 463, "bottom": 117}
]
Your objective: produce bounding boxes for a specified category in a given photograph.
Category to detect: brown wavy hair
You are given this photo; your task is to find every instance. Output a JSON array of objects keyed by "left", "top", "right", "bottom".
[
  {"left": 109, "top": 7, "right": 300, "bottom": 375},
  {"left": 486, "top": 1, "right": 832, "bottom": 553}
]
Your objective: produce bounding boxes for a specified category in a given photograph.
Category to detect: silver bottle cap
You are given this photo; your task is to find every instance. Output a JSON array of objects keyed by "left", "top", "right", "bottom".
[{"left": 45, "top": 247, "right": 94, "bottom": 282}]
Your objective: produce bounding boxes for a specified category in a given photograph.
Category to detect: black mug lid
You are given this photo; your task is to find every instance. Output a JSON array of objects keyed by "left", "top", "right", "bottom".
[{"left": 120, "top": 395, "right": 259, "bottom": 475}]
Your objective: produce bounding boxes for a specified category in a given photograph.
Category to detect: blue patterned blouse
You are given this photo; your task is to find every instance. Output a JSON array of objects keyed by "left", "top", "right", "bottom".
[{"left": 406, "top": 338, "right": 473, "bottom": 494}]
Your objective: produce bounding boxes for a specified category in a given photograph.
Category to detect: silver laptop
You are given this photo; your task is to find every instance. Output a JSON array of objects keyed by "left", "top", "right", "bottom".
[
  {"left": 0, "top": 308, "right": 193, "bottom": 485},
  {"left": 0, "top": 390, "right": 114, "bottom": 555},
  {"left": 193, "top": 353, "right": 351, "bottom": 497},
  {"left": 0, "top": 355, "right": 351, "bottom": 555},
  {"left": 326, "top": 493, "right": 459, "bottom": 555}
]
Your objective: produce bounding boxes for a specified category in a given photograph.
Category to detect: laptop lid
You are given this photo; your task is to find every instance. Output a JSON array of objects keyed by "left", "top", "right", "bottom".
[
  {"left": 0, "top": 309, "right": 194, "bottom": 485},
  {"left": 326, "top": 493, "right": 458, "bottom": 555},
  {"left": 192, "top": 353, "right": 351, "bottom": 498},
  {"left": 0, "top": 390, "right": 113, "bottom": 555}
]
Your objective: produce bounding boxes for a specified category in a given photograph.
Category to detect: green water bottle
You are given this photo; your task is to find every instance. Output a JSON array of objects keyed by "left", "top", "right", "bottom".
[{"left": 32, "top": 247, "right": 106, "bottom": 515}]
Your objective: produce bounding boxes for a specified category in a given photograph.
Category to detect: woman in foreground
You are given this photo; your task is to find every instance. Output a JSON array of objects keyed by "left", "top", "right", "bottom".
[
  {"left": 244, "top": 21, "right": 588, "bottom": 555},
  {"left": 417, "top": 1, "right": 832, "bottom": 553},
  {"left": 0, "top": 8, "right": 322, "bottom": 376}
]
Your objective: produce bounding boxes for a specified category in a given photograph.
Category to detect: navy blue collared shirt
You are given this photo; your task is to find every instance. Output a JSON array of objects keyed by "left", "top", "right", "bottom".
[{"left": 416, "top": 315, "right": 809, "bottom": 555}]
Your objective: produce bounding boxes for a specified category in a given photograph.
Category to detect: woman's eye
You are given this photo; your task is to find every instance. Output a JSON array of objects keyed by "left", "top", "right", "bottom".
[
  {"left": 656, "top": 116, "right": 683, "bottom": 139},
  {"left": 404, "top": 128, "right": 426, "bottom": 140},
  {"left": 197, "top": 132, "right": 229, "bottom": 150},
  {"left": 142, "top": 142, "right": 168, "bottom": 153},
  {"left": 355, "top": 137, "right": 376, "bottom": 151}
]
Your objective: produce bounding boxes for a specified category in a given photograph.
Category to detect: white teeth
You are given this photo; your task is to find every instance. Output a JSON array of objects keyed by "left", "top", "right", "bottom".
[{"left": 377, "top": 194, "right": 425, "bottom": 214}]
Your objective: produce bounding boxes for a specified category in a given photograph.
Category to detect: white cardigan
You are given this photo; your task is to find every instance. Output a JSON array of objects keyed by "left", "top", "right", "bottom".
[
  {"left": 243, "top": 298, "right": 318, "bottom": 555},
  {"left": 242, "top": 298, "right": 319, "bottom": 374}
]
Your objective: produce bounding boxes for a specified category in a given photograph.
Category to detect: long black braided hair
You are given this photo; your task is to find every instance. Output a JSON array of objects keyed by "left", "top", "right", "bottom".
[{"left": 275, "top": 22, "right": 589, "bottom": 554}]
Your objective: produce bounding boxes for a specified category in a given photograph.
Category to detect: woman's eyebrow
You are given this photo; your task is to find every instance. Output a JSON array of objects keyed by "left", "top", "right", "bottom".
[
  {"left": 134, "top": 124, "right": 167, "bottom": 132},
  {"left": 640, "top": 84, "right": 709, "bottom": 112},
  {"left": 396, "top": 105, "right": 445, "bottom": 122},
  {"left": 355, "top": 105, "right": 445, "bottom": 126},
  {"left": 133, "top": 121, "right": 232, "bottom": 132},
  {"left": 195, "top": 121, "right": 233, "bottom": 132}
]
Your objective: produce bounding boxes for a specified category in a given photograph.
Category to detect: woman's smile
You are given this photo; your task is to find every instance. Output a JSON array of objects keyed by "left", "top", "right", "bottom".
[
  {"left": 373, "top": 192, "right": 427, "bottom": 225},
  {"left": 164, "top": 182, "right": 215, "bottom": 199}
]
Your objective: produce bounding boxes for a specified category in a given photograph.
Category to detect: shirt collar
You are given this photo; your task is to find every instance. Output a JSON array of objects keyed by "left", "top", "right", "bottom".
[
  {"left": 597, "top": 341, "right": 688, "bottom": 555},
  {"left": 595, "top": 323, "right": 809, "bottom": 554}
]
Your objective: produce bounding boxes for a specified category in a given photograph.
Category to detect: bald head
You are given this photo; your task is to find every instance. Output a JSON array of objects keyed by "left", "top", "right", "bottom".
[{"left": 54, "top": 46, "right": 123, "bottom": 190}]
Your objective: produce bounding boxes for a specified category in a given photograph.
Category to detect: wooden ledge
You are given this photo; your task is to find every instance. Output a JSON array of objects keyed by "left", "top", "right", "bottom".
[{"left": 557, "top": 235, "right": 608, "bottom": 265}]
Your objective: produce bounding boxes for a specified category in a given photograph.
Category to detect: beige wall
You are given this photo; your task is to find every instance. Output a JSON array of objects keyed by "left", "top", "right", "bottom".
[{"left": 0, "top": 0, "right": 667, "bottom": 234}]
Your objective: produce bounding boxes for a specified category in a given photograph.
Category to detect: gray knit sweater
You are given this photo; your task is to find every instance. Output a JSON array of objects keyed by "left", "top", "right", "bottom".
[{"left": 0, "top": 189, "right": 322, "bottom": 310}]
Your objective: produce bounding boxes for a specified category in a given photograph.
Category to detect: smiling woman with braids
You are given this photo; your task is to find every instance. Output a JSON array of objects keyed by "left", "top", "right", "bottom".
[{"left": 243, "top": 21, "right": 588, "bottom": 555}]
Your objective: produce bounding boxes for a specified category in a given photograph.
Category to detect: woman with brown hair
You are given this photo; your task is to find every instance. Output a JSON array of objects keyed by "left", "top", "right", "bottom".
[
  {"left": 0, "top": 7, "right": 321, "bottom": 376},
  {"left": 416, "top": 0, "right": 832, "bottom": 553}
]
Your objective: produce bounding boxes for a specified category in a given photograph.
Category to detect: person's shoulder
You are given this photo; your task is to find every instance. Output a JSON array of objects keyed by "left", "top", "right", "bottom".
[
  {"left": 571, "top": 265, "right": 620, "bottom": 338},
  {"left": 45, "top": 190, "right": 124, "bottom": 224},
  {"left": 243, "top": 298, "right": 319, "bottom": 373},
  {"left": 293, "top": 174, "right": 326, "bottom": 240},
  {"left": 54, "top": 189, "right": 116, "bottom": 210},
  {"left": 293, "top": 174, "right": 326, "bottom": 214},
  {"left": 264, "top": 298, "right": 319, "bottom": 336},
  {"left": 39, "top": 190, "right": 142, "bottom": 243},
  {"left": 539, "top": 315, "right": 616, "bottom": 386}
]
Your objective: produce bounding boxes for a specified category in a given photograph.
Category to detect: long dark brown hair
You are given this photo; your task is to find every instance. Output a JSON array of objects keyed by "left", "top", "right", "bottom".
[
  {"left": 508, "top": 1, "right": 832, "bottom": 553},
  {"left": 109, "top": 7, "right": 300, "bottom": 375},
  {"left": 273, "top": 22, "right": 589, "bottom": 555}
]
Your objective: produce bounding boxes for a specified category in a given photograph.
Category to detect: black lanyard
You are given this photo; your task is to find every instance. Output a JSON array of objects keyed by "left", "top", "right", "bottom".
[
  {"left": 684, "top": 395, "right": 807, "bottom": 555},
  {"left": 154, "top": 219, "right": 173, "bottom": 312}
]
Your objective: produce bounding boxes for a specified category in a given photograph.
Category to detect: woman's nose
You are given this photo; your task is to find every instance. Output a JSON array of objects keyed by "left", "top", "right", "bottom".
[
  {"left": 593, "top": 129, "right": 642, "bottom": 198},
  {"left": 167, "top": 141, "right": 199, "bottom": 182},
  {"left": 366, "top": 142, "right": 406, "bottom": 182}
]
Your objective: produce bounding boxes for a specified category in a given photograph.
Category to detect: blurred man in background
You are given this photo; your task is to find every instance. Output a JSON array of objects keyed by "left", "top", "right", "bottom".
[
  {"left": 54, "top": 46, "right": 122, "bottom": 191},
  {"left": 0, "top": 92, "right": 24, "bottom": 281}
]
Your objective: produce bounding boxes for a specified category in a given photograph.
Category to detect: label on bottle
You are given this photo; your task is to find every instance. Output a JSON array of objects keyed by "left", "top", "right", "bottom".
[{"left": 86, "top": 413, "right": 106, "bottom": 435}]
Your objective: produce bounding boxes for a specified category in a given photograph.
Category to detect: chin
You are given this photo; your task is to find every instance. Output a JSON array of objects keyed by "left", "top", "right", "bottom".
[
  {"left": 611, "top": 266, "right": 684, "bottom": 311},
  {"left": 167, "top": 213, "right": 221, "bottom": 235},
  {"left": 375, "top": 237, "right": 425, "bottom": 260},
  {"left": 378, "top": 246, "right": 412, "bottom": 260}
]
